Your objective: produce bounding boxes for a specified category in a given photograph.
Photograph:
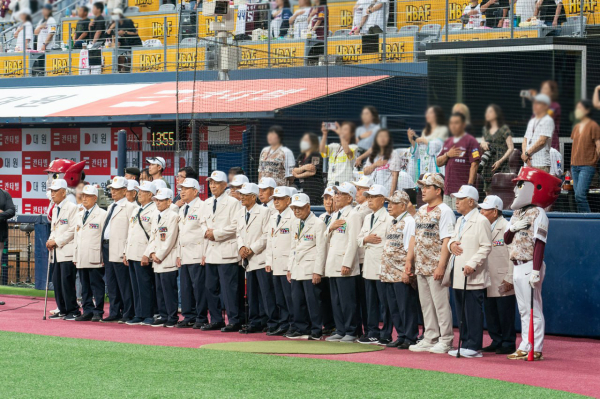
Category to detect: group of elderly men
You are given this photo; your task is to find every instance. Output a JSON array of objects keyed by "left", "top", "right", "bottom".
[{"left": 46, "top": 169, "right": 540, "bottom": 360}]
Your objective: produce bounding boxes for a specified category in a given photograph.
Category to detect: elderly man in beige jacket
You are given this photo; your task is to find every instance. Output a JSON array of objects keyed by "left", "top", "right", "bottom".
[{"left": 446, "top": 185, "right": 492, "bottom": 358}]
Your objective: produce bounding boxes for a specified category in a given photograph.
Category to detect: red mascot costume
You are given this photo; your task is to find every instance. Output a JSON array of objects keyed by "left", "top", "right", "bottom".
[
  {"left": 504, "top": 167, "right": 561, "bottom": 361},
  {"left": 45, "top": 159, "right": 86, "bottom": 219}
]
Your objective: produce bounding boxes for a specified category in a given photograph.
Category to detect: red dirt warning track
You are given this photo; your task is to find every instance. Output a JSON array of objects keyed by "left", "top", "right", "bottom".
[{"left": 1, "top": 294, "right": 598, "bottom": 397}]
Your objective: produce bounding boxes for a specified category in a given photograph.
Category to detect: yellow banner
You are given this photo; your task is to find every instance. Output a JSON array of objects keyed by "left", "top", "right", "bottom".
[
  {"left": 327, "top": 35, "right": 415, "bottom": 64},
  {"left": 0, "top": 55, "right": 28, "bottom": 78},
  {"left": 45, "top": 52, "right": 80, "bottom": 76},
  {"left": 131, "top": 47, "right": 206, "bottom": 73},
  {"left": 445, "top": 29, "right": 539, "bottom": 41},
  {"left": 133, "top": 13, "right": 180, "bottom": 45},
  {"left": 564, "top": 0, "right": 600, "bottom": 23},
  {"left": 396, "top": 0, "right": 469, "bottom": 29},
  {"left": 128, "top": 0, "right": 160, "bottom": 13},
  {"left": 238, "top": 41, "right": 305, "bottom": 69}
]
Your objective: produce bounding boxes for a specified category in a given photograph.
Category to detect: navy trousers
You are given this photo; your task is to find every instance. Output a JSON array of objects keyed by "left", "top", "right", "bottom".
[
  {"left": 204, "top": 263, "right": 223, "bottom": 323},
  {"left": 273, "top": 274, "right": 293, "bottom": 331},
  {"left": 53, "top": 261, "right": 79, "bottom": 316},
  {"left": 79, "top": 267, "right": 105, "bottom": 316},
  {"left": 206, "top": 263, "right": 242, "bottom": 325},
  {"left": 103, "top": 243, "right": 130, "bottom": 318},
  {"left": 320, "top": 277, "right": 335, "bottom": 331},
  {"left": 329, "top": 276, "right": 359, "bottom": 337},
  {"left": 484, "top": 294, "right": 517, "bottom": 349},
  {"left": 388, "top": 281, "right": 420, "bottom": 344},
  {"left": 129, "top": 260, "right": 156, "bottom": 320},
  {"left": 180, "top": 263, "right": 209, "bottom": 324},
  {"left": 356, "top": 270, "right": 368, "bottom": 336},
  {"left": 156, "top": 270, "right": 179, "bottom": 323},
  {"left": 364, "top": 279, "right": 392, "bottom": 340},
  {"left": 454, "top": 288, "right": 486, "bottom": 351},
  {"left": 291, "top": 279, "right": 323, "bottom": 336},
  {"left": 247, "top": 268, "right": 278, "bottom": 329}
]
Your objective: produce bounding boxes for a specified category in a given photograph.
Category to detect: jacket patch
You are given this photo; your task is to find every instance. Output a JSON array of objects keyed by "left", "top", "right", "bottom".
[
  {"left": 160, "top": 233, "right": 166, "bottom": 241},
  {"left": 303, "top": 234, "right": 314, "bottom": 241},
  {"left": 187, "top": 215, "right": 198, "bottom": 220},
  {"left": 59, "top": 218, "right": 69, "bottom": 225},
  {"left": 158, "top": 227, "right": 168, "bottom": 233},
  {"left": 493, "top": 239, "right": 504, "bottom": 246},
  {"left": 89, "top": 223, "right": 99, "bottom": 229},
  {"left": 141, "top": 216, "right": 151, "bottom": 223},
  {"left": 279, "top": 228, "right": 290, "bottom": 234}
]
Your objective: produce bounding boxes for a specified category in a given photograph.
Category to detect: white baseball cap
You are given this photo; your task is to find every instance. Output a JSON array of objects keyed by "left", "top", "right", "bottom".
[
  {"left": 180, "top": 178, "right": 200, "bottom": 191},
  {"left": 258, "top": 177, "right": 277, "bottom": 189},
  {"left": 230, "top": 175, "right": 249, "bottom": 187},
  {"left": 239, "top": 183, "right": 259, "bottom": 196},
  {"left": 208, "top": 170, "right": 228, "bottom": 183},
  {"left": 478, "top": 195, "right": 503, "bottom": 210},
  {"left": 451, "top": 185, "right": 479, "bottom": 201},
  {"left": 138, "top": 181, "right": 157, "bottom": 195},
  {"left": 49, "top": 179, "right": 68, "bottom": 191},
  {"left": 153, "top": 179, "right": 167, "bottom": 190},
  {"left": 127, "top": 180, "right": 140, "bottom": 192},
  {"left": 353, "top": 176, "right": 374, "bottom": 188},
  {"left": 272, "top": 186, "right": 291, "bottom": 198},
  {"left": 322, "top": 186, "right": 335, "bottom": 197},
  {"left": 289, "top": 187, "right": 298, "bottom": 196},
  {"left": 82, "top": 184, "right": 98, "bottom": 196},
  {"left": 333, "top": 182, "right": 357, "bottom": 199},
  {"left": 108, "top": 176, "right": 128, "bottom": 189},
  {"left": 146, "top": 156, "right": 166, "bottom": 169},
  {"left": 153, "top": 188, "right": 174, "bottom": 200},
  {"left": 290, "top": 193, "right": 310, "bottom": 207},
  {"left": 534, "top": 93, "right": 551, "bottom": 106},
  {"left": 364, "top": 184, "right": 387, "bottom": 198}
]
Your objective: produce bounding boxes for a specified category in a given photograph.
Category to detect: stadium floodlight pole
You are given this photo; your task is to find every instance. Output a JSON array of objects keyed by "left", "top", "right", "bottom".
[{"left": 456, "top": 270, "right": 467, "bottom": 358}]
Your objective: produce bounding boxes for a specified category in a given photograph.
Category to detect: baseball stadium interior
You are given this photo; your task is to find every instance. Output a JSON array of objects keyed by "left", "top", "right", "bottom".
[{"left": 0, "top": 0, "right": 599, "bottom": 397}]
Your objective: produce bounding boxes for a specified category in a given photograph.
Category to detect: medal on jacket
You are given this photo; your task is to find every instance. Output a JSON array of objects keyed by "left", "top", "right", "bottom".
[{"left": 160, "top": 233, "right": 166, "bottom": 241}]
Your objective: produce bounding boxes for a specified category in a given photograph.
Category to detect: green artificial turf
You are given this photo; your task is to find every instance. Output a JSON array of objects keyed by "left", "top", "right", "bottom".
[
  {"left": 0, "top": 286, "right": 54, "bottom": 298},
  {"left": 0, "top": 331, "right": 582, "bottom": 398},
  {"left": 202, "top": 340, "right": 384, "bottom": 354}
]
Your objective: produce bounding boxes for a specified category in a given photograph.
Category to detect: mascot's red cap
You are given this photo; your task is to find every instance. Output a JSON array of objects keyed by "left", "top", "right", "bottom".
[
  {"left": 45, "top": 159, "right": 87, "bottom": 187},
  {"left": 512, "top": 167, "right": 562, "bottom": 209}
]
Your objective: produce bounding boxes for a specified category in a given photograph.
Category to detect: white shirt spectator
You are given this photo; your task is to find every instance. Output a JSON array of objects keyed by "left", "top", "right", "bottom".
[
  {"left": 389, "top": 148, "right": 417, "bottom": 189},
  {"left": 15, "top": 20, "right": 33, "bottom": 50},
  {"left": 516, "top": 0, "right": 536, "bottom": 21},
  {"left": 364, "top": 153, "right": 393, "bottom": 192},
  {"left": 292, "top": 6, "right": 311, "bottom": 37},
  {"left": 549, "top": 147, "right": 563, "bottom": 177},
  {"left": 322, "top": 142, "right": 358, "bottom": 186},
  {"left": 524, "top": 114, "right": 554, "bottom": 167},
  {"left": 36, "top": 16, "right": 57, "bottom": 51},
  {"left": 356, "top": 123, "right": 381, "bottom": 151},
  {"left": 363, "top": 0, "right": 389, "bottom": 32},
  {"left": 354, "top": 0, "right": 370, "bottom": 33},
  {"left": 463, "top": 3, "right": 482, "bottom": 28}
]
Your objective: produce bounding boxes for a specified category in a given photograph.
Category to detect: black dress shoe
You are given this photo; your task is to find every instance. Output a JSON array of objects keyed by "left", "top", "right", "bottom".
[
  {"left": 239, "top": 324, "right": 261, "bottom": 334},
  {"left": 266, "top": 327, "right": 288, "bottom": 336},
  {"left": 398, "top": 341, "right": 412, "bottom": 350},
  {"left": 91, "top": 314, "right": 102, "bottom": 322},
  {"left": 386, "top": 338, "right": 403, "bottom": 348},
  {"left": 101, "top": 315, "right": 122, "bottom": 323},
  {"left": 75, "top": 313, "right": 93, "bottom": 321},
  {"left": 309, "top": 333, "right": 323, "bottom": 340},
  {"left": 200, "top": 321, "right": 225, "bottom": 331},
  {"left": 496, "top": 346, "right": 517, "bottom": 355},
  {"left": 221, "top": 323, "right": 241, "bottom": 332},
  {"left": 193, "top": 321, "right": 208, "bottom": 329},
  {"left": 176, "top": 320, "right": 195, "bottom": 329},
  {"left": 482, "top": 344, "right": 499, "bottom": 353}
]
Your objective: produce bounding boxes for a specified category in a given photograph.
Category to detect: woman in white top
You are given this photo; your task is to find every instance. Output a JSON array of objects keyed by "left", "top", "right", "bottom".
[
  {"left": 407, "top": 105, "right": 448, "bottom": 183},
  {"left": 354, "top": 106, "right": 382, "bottom": 166},
  {"left": 363, "top": 129, "right": 395, "bottom": 195},
  {"left": 34, "top": 4, "right": 57, "bottom": 52},
  {"left": 463, "top": 0, "right": 497, "bottom": 29},
  {"left": 289, "top": 0, "right": 312, "bottom": 38},
  {"left": 13, "top": 9, "right": 33, "bottom": 51}
]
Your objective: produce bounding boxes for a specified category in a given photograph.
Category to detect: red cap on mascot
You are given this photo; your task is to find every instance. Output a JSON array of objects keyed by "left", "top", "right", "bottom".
[
  {"left": 512, "top": 167, "right": 562, "bottom": 209},
  {"left": 45, "top": 159, "right": 87, "bottom": 187}
]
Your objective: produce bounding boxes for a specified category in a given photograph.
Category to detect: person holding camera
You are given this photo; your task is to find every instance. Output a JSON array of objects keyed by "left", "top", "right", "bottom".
[
  {"left": 479, "top": 104, "right": 514, "bottom": 194},
  {"left": 320, "top": 122, "right": 358, "bottom": 187}
]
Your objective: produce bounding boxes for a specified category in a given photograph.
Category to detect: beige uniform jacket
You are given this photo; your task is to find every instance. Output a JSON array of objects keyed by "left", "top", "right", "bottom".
[
  {"left": 201, "top": 193, "right": 241, "bottom": 264},
  {"left": 325, "top": 206, "right": 361, "bottom": 277},
  {"left": 106, "top": 199, "right": 138, "bottom": 263},
  {"left": 288, "top": 213, "right": 327, "bottom": 280},
  {"left": 486, "top": 216, "right": 515, "bottom": 297},
  {"left": 124, "top": 202, "right": 156, "bottom": 262},
  {"left": 353, "top": 201, "right": 371, "bottom": 264},
  {"left": 445, "top": 211, "right": 492, "bottom": 290},
  {"left": 49, "top": 200, "right": 78, "bottom": 263},
  {"left": 236, "top": 204, "right": 270, "bottom": 271},
  {"left": 145, "top": 209, "right": 179, "bottom": 273},
  {"left": 357, "top": 208, "right": 394, "bottom": 280},
  {"left": 265, "top": 207, "right": 294, "bottom": 276},
  {"left": 73, "top": 205, "right": 107, "bottom": 268},
  {"left": 177, "top": 198, "right": 206, "bottom": 265}
]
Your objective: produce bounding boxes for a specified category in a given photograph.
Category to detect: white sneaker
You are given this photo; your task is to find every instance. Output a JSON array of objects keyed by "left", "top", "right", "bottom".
[
  {"left": 449, "top": 348, "right": 482, "bottom": 358},
  {"left": 325, "top": 334, "right": 344, "bottom": 342},
  {"left": 429, "top": 342, "right": 452, "bottom": 354},
  {"left": 340, "top": 335, "right": 357, "bottom": 343},
  {"left": 409, "top": 340, "right": 434, "bottom": 352}
]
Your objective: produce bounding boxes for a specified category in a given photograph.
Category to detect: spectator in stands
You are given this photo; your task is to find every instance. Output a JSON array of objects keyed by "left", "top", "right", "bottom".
[
  {"left": 549, "top": 147, "right": 563, "bottom": 178},
  {"left": 354, "top": 105, "right": 381, "bottom": 163},
  {"left": 453, "top": 103, "right": 473, "bottom": 133},
  {"left": 363, "top": 129, "right": 395, "bottom": 195},
  {"left": 516, "top": 0, "right": 536, "bottom": 23},
  {"left": 479, "top": 104, "right": 514, "bottom": 194},
  {"left": 271, "top": 0, "right": 292, "bottom": 37},
  {"left": 174, "top": 166, "right": 198, "bottom": 207},
  {"left": 320, "top": 121, "right": 358, "bottom": 187},
  {"left": 0, "top": 188, "right": 16, "bottom": 257},
  {"left": 140, "top": 168, "right": 152, "bottom": 183},
  {"left": 13, "top": 8, "right": 33, "bottom": 51},
  {"left": 146, "top": 156, "right": 170, "bottom": 188},
  {"left": 308, "top": 0, "right": 328, "bottom": 40},
  {"left": 534, "top": 0, "right": 566, "bottom": 28},
  {"left": 462, "top": 0, "right": 498, "bottom": 29},
  {"left": 258, "top": 125, "right": 295, "bottom": 187},
  {"left": 407, "top": 106, "right": 448, "bottom": 184},
  {"left": 436, "top": 112, "right": 481, "bottom": 210},
  {"left": 34, "top": 4, "right": 56, "bottom": 51},
  {"left": 481, "top": 0, "right": 510, "bottom": 27},
  {"left": 88, "top": 2, "right": 106, "bottom": 47},
  {"left": 522, "top": 94, "right": 554, "bottom": 173},
  {"left": 228, "top": 167, "right": 245, "bottom": 183},
  {"left": 106, "top": 0, "right": 119, "bottom": 15},
  {"left": 106, "top": 8, "right": 142, "bottom": 48},
  {"left": 293, "top": 132, "right": 324, "bottom": 204},
  {"left": 390, "top": 148, "right": 417, "bottom": 192},
  {"left": 408, "top": 105, "right": 448, "bottom": 146},
  {"left": 289, "top": 0, "right": 312, "bottom": 37},
  {"left": 570, "top": 100, "right": 600, "bottom": 213},
  {"left": 356, "top": 0, "right": 389, "bottom": 34},
  {"left": 73, "top": 6, "right": 91, "bottom": 49},
  {"left": 536, "top": 80, "right": 561, "bottom": 150}
]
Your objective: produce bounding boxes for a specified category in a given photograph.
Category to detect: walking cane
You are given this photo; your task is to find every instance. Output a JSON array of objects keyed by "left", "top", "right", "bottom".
[
  {"left": 240, "top": 259, "right": 250, "bottom": 334},
  {"left": 528, "top": 286, "right": 534, "bottom": 361},
  {"left": 457, "top": 270, "right": 468, "bottom": 358},
  {"left": 43, "top": 248, "right": 56, "bottom": 320}
]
